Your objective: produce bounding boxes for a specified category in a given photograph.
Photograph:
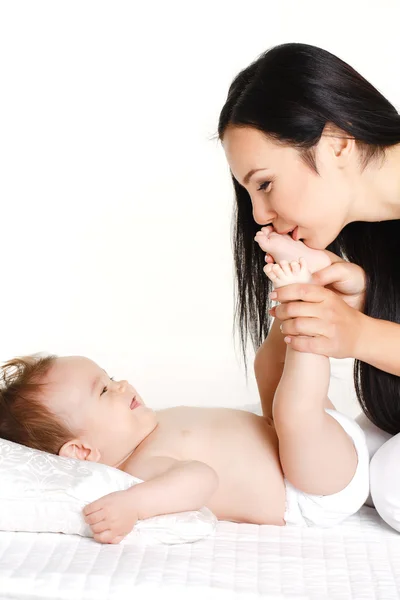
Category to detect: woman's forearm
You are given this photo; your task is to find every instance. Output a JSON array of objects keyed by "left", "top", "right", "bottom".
[
  {"left": 254, "top": 318, "right": 286, "bottom": 420},
  {"left": 355, "top": 314, "right": 400, "bottom": 376}
]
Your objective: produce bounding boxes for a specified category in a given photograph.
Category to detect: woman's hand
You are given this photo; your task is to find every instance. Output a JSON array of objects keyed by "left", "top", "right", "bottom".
[
  {"left": 311, "top": 258, "right": 366, "bottom": 312},
  {"left": 269, "top": 284, "right": 365, "bottom": 358},
  {"left": 266, "top": 250, "right": 366, "bottom": 311}
]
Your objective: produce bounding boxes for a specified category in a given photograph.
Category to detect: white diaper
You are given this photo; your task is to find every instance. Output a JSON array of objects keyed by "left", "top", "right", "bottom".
[{"left": 284, "top": 409, "right": 370, "bottom": 527}]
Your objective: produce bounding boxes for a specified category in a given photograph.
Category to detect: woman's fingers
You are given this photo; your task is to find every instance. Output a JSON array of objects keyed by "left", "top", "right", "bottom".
[
  {"left": 312, "top": 261, "right": 366, "bottom": 308},
  {"left": 273, "top": 300, "right": 325, "bottom": 322},
  {"left": 284, "top": 334, "right": 330, "bottom": 356},
  {"left": 269, "top": 283, "right": 330, "bottom": 304},
  {"left": 279, "top": 317, "right": 329, "bottom": 338},
  {"left": 312, "top": 262, "right": 355, "bottom": 287}
]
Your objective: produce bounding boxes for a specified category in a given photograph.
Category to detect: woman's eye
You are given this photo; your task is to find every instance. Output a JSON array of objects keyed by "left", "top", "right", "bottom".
[{"left": 257, "top": 181, "right": 271, "bottom": 192}]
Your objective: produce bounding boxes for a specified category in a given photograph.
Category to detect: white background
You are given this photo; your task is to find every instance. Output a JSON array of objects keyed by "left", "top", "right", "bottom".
[{"left": 1, "top": 1, "right": 399, "bottom": 415}]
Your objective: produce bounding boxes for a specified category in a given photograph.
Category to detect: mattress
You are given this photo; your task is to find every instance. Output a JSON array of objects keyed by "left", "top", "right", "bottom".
[{"left": 1, "top": 506, "right": 399, "bottom": 600}]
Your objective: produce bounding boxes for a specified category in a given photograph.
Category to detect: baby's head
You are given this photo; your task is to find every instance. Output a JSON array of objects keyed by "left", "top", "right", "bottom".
[{"left": 0, "top": 354, "right": 158, "bottom": 467}]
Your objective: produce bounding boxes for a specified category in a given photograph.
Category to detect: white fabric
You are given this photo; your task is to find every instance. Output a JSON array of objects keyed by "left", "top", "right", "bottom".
[
  {"left": 355, "top": 412, "right": 392, "bottom": 507},
  {"left": 0, "top": 506, "right": 399, "bottom": 600},
  {"left": 284, "top": 409, "right": 370, "bottom": 527},
  {"left": 0, "top": 437, "right": 217, "bottom": 544},
  {"left": 370, "top": 431, "right": 400, "bottom": 534},
  {"left": 355, "top": 412, "right": 392, "bottom": 460}
]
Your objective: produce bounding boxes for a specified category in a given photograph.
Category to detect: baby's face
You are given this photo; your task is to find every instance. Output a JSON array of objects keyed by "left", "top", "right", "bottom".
[{"left": 44, "top": 356, "right": 158, "bottom": 466}]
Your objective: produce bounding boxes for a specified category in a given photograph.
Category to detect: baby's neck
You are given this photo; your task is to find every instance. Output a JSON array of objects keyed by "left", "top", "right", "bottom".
[{"left": 113, "top": 419, "right": 161, "bottom": 470}]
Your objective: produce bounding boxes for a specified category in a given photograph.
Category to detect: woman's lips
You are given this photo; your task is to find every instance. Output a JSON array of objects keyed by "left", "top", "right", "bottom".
[
  {"left": 130, "top": 398, "right": 140, "bottom": 410},
  {"left": 292, "top": 226, "right": 300, "bottom": 241}
]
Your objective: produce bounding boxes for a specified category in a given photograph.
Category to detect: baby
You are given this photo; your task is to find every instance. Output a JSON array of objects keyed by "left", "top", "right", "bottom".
[{"left": 0, "top": 232, "right": 369, "bottom": 544}]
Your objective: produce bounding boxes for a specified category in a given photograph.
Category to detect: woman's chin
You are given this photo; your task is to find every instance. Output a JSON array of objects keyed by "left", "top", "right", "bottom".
[{"left": 302, "top": 236, "right": 329, "bottom": 251}]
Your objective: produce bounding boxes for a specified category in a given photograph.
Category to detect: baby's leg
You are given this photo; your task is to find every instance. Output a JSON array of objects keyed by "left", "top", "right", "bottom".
[{"left": 266, "top": 259, "right": 358, "bottom": 496}]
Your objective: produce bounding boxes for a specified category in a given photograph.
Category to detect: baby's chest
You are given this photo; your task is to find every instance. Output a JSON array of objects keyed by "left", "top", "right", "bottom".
[{"left": 138, "top": 425, "right": 198, "bottom": 463}]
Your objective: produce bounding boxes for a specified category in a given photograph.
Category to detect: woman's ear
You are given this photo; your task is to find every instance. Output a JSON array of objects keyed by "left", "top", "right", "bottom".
[
  {"left": 321, "top": 122, "right": 355, "bottom": 166},
  {"left": 59, "top": 439, "right": 101, "bottom": 462}
]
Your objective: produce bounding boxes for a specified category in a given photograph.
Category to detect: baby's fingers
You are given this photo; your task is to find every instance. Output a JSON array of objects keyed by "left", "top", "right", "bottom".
[
  {"left": 90, "top": 521, "right": 108, "bottom": 534},
  {"left": 84, "top": 509, "right": 105, "bottom": 525},
  {"left": 110, "top": 536, "right": 125, "bottom": 545},
  {"left": 93, "top": 530, "right": 114, "bottom": 544},
  {"left": 83, "top": 499, "right": 104, "bottom": 516}
]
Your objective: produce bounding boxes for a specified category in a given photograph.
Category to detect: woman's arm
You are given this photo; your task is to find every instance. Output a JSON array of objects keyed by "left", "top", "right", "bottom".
[
  {"left": 356, "top": 315, "right": 400, "bottom": 377},
  {"left": 254, "top": 318, "right": 285, "bottom": 420}
]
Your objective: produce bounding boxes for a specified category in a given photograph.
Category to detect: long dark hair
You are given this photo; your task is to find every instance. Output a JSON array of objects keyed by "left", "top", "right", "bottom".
[{"left": 218, "top": 43, "right": 400, "bottom": 434}]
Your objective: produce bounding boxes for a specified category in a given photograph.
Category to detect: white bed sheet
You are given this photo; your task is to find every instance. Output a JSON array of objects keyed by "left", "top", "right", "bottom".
[{"left": 1, "top": 506, "right": 399, "bottom": 600}]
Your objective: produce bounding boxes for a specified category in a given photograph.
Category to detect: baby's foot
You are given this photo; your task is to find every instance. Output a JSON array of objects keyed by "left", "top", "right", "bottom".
[
  {"left": 255, "top": 227, "right": 331, "bottom": 274},
  {"left": 265, "top": 258, "right": 312, "bottom": 289}
]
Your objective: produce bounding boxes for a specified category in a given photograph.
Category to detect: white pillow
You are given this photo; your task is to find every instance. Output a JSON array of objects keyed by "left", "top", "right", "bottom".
[{"left": 0, "top": 437, "right": 217, "bottom": 545}]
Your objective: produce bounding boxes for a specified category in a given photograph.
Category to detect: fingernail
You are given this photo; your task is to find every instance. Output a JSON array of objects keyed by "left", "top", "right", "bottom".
[
  {"left": 269, "top": 292, "right": 277, "bottom": 299},
  {"left": 284, "top": 337, "right": 292, "bottom": 344}
]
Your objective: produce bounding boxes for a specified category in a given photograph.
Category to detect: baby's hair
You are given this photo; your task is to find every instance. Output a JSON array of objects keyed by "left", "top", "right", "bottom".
[{"left": 0, "top": 354, "right": 74, "bottom": 454}]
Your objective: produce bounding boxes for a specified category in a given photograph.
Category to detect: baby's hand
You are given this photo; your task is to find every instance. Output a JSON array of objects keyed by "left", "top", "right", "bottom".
[{"left": 83, "top": 490, "right": 139, "bottom": 544}]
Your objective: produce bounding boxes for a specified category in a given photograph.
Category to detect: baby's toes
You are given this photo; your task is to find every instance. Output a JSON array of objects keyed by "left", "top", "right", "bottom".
[
  {"left": 271, "top": 263, "right": 284, "bottom": 278},
  {"left": 290, "top": 261, "right": 301, "bottom": 275},
  {"left": 254, "top": 232, "right": 269, "bottom": 250},
  {"left": 299, "top": 257, "right": 309, "bottom": 272},
  {"left": 264, "top": 265, "right": 277, "bottom": 280},
  {"left": 260, "top": 225, "right": 274, "bottom": 237},
  {"left": 264, "top": 263, "right": 274, "bottom": 274},
  {"left": 279, "top": 260, "right": 291, "bottom": 276}
]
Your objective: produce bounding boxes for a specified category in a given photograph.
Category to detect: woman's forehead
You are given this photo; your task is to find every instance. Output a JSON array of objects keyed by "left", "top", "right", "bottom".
[{"left": 223, "top": 126, "right": 301, "bottom": 181}]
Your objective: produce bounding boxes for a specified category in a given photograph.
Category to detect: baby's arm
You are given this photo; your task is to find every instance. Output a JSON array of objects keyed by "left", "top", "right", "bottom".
[
  {"left": 83, "top": 457, "right": 218, "bottom": 544},
  {"left": 127, "top": 456, "right": 219, "bottom": 518}
]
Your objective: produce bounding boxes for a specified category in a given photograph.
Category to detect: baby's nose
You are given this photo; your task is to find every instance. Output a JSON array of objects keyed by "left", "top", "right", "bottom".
[{"left": 118, "top": 379, "right": 129, "bottom": 392}]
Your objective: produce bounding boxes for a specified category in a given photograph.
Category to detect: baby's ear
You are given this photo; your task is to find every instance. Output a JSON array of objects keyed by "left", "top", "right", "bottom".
[{"left": 59, "top": 439, "right": 101, "bottom": 462}]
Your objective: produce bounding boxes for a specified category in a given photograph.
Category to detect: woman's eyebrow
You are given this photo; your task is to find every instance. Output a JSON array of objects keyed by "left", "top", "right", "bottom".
[{"left": 243, "top": 168, "right": 269, "bottom": 185}]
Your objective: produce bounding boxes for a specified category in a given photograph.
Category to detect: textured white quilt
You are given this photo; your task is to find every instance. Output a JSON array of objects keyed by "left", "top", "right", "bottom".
[{"left": 1, "top": 506, "right": 399, "bottom": 600}]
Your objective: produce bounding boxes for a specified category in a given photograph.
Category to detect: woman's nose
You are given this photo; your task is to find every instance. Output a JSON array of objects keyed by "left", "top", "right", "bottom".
[{"left": 252, "top": 197, "right": 276, "bottom": 226}]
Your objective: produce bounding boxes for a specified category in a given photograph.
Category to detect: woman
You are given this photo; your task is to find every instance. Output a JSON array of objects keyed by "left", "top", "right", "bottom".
[{"left": 218, "top": 42, "right": 400, "bottom": 532}]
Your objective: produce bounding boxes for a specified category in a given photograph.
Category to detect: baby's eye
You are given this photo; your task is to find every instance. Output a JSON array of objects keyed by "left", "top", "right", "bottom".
[
  {"left": 100, "top": 377, "right": 114, "bottom": 396},
  {"left": 257, "top": 181, "right": 271, "bottom": 192}
]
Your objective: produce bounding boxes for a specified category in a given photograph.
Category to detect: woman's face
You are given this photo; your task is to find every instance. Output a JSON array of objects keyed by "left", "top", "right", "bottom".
[{"left": 222, "top": 125, "right": 354, "bottom": 250}]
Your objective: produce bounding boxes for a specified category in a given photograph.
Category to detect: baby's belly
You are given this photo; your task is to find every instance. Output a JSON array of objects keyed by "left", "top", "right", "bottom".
[
  {"left": 156, "top": 407, "right": 287, "bottom": 525},
  {"left": 203, "top": 420, "right": 286, "bottom": 525}
]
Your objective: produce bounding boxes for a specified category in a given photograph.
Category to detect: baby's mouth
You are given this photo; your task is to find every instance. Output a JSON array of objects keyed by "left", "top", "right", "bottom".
[{"left": 130, "top": 397, "right": 140, "bottom": 410}]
